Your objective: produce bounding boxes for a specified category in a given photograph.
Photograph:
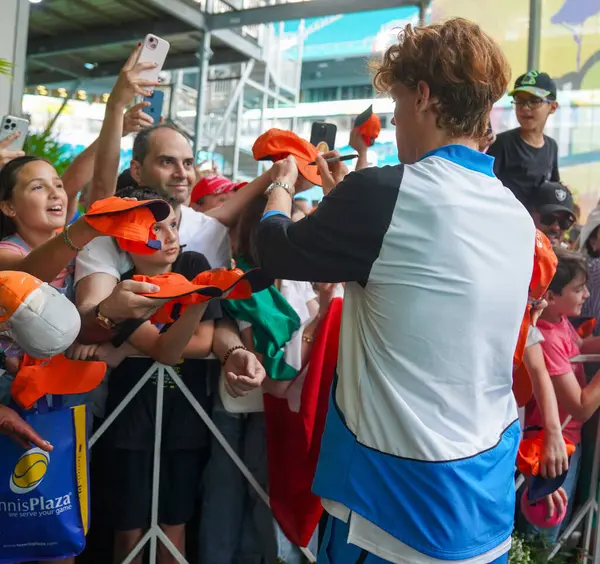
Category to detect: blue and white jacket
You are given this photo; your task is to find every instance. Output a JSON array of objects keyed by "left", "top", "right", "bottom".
[{"left": 257, "top": 145, "right": 535, "bottom": 563}]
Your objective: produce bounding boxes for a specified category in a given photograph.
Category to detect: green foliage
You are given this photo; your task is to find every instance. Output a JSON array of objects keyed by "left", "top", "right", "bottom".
[
  {"left": 509, "top": 534, "right": 535, "bottom": 564},
  {"left": 509, "top": 533, "right": 585, "bottom": 564},
  {"left": 0, "top": 59, "right": 12, "bottom": 77},
  {"left": 23, "top": 131, "right": 73, "bottom": 176}
]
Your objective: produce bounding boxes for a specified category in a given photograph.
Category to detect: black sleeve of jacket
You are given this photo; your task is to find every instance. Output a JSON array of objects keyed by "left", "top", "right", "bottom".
[{"left": 256, "top": 165, "right": 402, "bottom": 285}]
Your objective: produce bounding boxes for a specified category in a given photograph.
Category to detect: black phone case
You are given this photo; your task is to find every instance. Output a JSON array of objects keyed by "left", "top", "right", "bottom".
[{"left": 310, "top": 122, "right": 337, "bottom": 151}]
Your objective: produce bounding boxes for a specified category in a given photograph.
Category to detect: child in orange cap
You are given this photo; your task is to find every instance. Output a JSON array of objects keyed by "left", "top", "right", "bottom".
[{"left": 85, "top": 186, "right": 224, "bottom": 564}]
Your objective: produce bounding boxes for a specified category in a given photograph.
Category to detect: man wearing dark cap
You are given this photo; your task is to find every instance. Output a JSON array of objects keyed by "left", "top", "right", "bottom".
[
  {"left": 530, "top": 181, "right": 576, "bottom": 246},
  {"left": 488, "top": 71, "right": 560, "bottom": 210}
]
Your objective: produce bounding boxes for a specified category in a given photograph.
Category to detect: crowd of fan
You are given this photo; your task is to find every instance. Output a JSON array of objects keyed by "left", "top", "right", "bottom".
[{"left": 1, "top": 26, "right": 600, "bottom": 564}]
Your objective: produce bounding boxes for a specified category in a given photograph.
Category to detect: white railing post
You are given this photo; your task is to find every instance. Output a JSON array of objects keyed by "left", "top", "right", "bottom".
[{"left": 87, "top": 360, "right": 316, "bottom": 564}]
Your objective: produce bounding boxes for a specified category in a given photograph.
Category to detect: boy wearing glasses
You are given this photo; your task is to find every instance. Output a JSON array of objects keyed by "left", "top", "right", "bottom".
[
  {"left": 530, "top": 181, "right": 575, "bottom": 246},
  {"left": 488, "top": 71, "right": 560, "bottom": 210}
]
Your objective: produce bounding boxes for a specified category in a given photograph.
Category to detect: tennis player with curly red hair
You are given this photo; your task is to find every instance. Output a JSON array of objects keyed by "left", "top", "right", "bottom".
[{"left": 254, "top": 18, "right": 534, "bottom": 564}]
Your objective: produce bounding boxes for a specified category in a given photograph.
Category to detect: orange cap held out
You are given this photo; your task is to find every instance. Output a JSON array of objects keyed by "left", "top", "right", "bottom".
[
  {"left": 133, "top": 268, "right": 273, "bottom": 324},
  {"left": 11, "top": 353, "right": 107, "bottom": 410},
  {"left": 512, "top": 230, "right": 558, "bottom": 406},
  {"left": 0, "top": 271, "right": 80, "bottom": 359},
  {"left": 252, "top": 129, "right": 322, "bottom": 187},
  {"left": 354, "top": 105, "right": 381, "bottom": 147},
  {"left": 84, "top": 196, "right": 171, "bottom": 255},
  {"left": 517, "top": 431, "right": 576, "bottom": 501}
]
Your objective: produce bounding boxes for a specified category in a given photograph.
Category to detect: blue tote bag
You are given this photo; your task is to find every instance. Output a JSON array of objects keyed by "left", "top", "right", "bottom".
[{"left": 0, "top": 398, "right": 90, "bottom": 562}]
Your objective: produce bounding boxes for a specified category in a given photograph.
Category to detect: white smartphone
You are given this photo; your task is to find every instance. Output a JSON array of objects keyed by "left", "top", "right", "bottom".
[
  {"left": 0, "top": 116, "right": 29, "bottom": 151},
  {"left": 136, "top": 34, "right": 170, "bottom": 85}
]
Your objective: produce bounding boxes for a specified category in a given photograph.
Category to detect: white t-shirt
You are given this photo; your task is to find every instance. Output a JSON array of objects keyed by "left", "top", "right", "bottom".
[
  {"left": 526, "top": 325, "right": 544, "bottom": 348},
  {"left": 75, "top": 205, "right": 231, "bottom": 284},
  {"left": 279, "top": 280, "right": 317, "bottom": 325}
]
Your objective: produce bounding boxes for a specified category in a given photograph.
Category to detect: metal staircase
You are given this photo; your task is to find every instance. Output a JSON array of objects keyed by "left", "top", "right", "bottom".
[{"left": 166, "top": 0, "right": 304, "bottom": 180}]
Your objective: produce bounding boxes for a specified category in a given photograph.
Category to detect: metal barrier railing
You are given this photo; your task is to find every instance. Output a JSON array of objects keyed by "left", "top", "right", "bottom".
[
  {"left": 513, "top": 414, "right": 600, "bottom": 562},
  {"left": 89, "top": 362, "right": 317, "bottom": 564},
  {"left": 547, "top": 415, "right": 600, "bottom": 563},
  {"left": 87, "top": 361, "right": 600, "bottom": 563}
]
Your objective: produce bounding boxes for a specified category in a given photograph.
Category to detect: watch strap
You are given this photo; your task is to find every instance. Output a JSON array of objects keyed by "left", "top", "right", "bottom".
[
  {"left": 266, "top": 181, "right": 294, "bottom": 198},
  {"left": 95, "top": 304, "right": 117, "bottom": 330}
]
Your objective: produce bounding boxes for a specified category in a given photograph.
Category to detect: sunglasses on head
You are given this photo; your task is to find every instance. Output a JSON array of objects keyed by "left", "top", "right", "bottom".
[{"left": 540, "top": 213, "right": 574, "bottom": 231}]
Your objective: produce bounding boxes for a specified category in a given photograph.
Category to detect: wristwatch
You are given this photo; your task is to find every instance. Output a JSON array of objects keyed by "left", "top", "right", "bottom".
[
  {"left": 94, "top": 304, "right": 117, "bottom": 331},
  {"left": 266, "top": 181, "right": 294, "bottom": 198}
]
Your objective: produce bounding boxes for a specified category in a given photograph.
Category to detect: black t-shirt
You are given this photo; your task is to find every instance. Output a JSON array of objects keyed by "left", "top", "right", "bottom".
[
  {"left": 487, "top": 128, "right": 560, "bottom": 210},
  {"left": 104, "top": 251, "right": 222, "bottom": 451}
]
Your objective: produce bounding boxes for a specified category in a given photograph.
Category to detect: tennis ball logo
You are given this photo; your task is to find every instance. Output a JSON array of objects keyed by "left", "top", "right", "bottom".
[{"left": 9, "top": 447, "right": 50, "bottom": 494}]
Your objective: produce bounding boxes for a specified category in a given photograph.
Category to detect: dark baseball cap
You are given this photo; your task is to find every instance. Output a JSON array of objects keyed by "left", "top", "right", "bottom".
[
  {"left": 532, "top": 181, "right": 575, "bottom": 219},
  {"left": 509, "top": 71, "right": 557, "bottom": 101}
]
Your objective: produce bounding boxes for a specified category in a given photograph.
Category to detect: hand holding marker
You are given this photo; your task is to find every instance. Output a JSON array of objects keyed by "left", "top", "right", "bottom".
[{"left": 308, "top": 154, "right": 359, "bottom": 166}]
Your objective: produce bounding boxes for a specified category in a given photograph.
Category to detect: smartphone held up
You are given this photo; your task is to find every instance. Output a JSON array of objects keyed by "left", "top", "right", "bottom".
[
  {"left": 136, "top": 34, "right": 170, "bottom": 85},
  {"left": 0, "top": 116, "right": 28, "bottom": 151}
]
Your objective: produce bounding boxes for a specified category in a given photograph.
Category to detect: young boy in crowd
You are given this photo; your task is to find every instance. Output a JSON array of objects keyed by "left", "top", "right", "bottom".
[
  {"left": 519, "top": 249, "right": 600, "bottom": 541},
  {"left": 487, "top": 71, "right": 560, "bottom": 210},
  {"left": 90, "top": 187, "right": 223, "bottom": 564}
]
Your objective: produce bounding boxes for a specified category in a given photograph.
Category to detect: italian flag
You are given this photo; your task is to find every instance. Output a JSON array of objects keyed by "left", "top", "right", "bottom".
[{"left": 224, "top": 259, "right": 342, "bottom": 547}]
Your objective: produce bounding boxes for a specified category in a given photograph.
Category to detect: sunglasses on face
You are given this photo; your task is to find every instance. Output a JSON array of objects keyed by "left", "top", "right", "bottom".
[
  {"left": 541, "top": 213, "right": 574, "bottom": 231},
  {"left": 511, "top": 98, "right": 552, "bottom": 110}
]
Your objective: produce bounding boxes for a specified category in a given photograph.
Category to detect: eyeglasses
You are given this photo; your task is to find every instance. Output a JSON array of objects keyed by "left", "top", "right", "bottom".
[
  {"left": 511, "top": 98, "right": 552, "bottom": 109},
  {"left": 540, "top": 213, "right": 575, "bottom": 231}
]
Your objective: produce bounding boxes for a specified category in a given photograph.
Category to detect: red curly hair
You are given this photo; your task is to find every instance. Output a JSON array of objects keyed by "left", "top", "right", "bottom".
[{"left": 372, "top": 17, "right": 510, "bottom": 139}]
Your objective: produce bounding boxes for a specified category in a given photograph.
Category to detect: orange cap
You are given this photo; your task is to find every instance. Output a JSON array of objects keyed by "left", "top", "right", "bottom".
[
  {"left": 134, "top": 269, "right": 273, "bottom": 324},
  {"left": 530, "top": 230, "right": 557, "bottom": 299},
  {"left": 577, "top": 318, "right": 597, "bottom": 339},
  {"left": 11, "top": 353, "right": 107, "bottom": 410},
  {"left": 252, "top": 129, "right": 321, "bottom": 187},
  {"left": 0, "top": 271, "right": 80, "bottom": 358},
  {"left": 512, "top": 230, "right": 558, "bottom": 405},
  {"left": 517, "top": 432, "right": 576, "bottom": 477},
  {"left": 133, "top": 272, "right": 223, "bottom": 325},
  {"left": 193, "top": 267, "right": 272, "bottom": 300},
  {"left": 84, "top": 197, "right": 171, "bottom": 255},
  {"left": 133, "top": 272, "right": 224, "bottom": 300},
  {"left": 354, "top": 105, "right": 381, "bottom": 147}
]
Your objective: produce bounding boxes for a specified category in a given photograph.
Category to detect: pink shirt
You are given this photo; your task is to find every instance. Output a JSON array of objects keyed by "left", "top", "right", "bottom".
[
  {"left": 0, "top": 235, "right": 68, "bottom": 289},
  {"left": 525, "top": 316, "right": 585, "bottom": 444}
]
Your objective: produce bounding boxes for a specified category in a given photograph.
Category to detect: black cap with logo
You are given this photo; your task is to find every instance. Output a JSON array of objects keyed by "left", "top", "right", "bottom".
[
  {"left": 531, "top": 181, "right": 575, "bottom": 219},
  {"left": 509, "top": 71, "right": 557, "bottom": 101}
]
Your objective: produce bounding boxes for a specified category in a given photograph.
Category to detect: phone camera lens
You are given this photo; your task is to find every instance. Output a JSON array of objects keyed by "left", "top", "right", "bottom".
[
  {"left": 3, "top": 125, "right": 9, "bottom": 130},
  {"left": 11, "top": 124, "right": 16, "bottom": 129},
  {"left": 5, "top": 119, "right": 11, "bottom": 124}
]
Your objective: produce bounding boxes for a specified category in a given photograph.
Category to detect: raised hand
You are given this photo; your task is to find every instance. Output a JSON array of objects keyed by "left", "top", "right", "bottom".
[
  {"left": 108, "top": 44, "right": 160, "bottom": 110},
  {"left": 0, "top": 132, "right": 25, "bottom": 168},
  {"left": 316, "top": 150, "right": 349, "bottom": 196},
  {"left": 122, "top": 101, "right": 155, "bottom": 136},
  {"left": 270, "top": 155, "right": 299, "bottom": 188}
]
